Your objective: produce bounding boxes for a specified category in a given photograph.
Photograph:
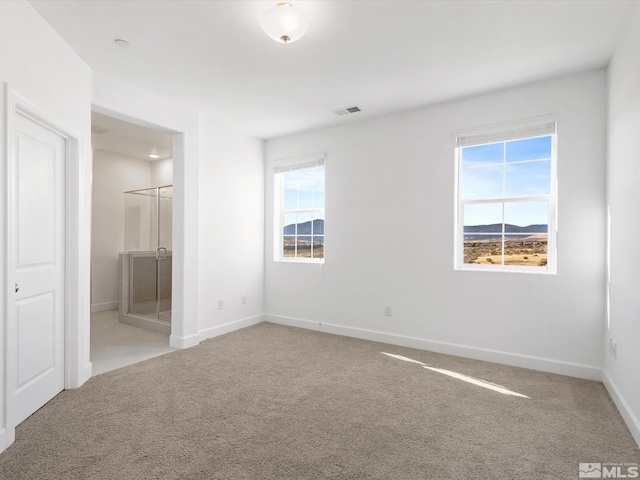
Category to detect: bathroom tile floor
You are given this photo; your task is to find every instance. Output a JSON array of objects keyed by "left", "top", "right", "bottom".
[{"left": 90, "top": 310, "right": 176, "bottom": 376}]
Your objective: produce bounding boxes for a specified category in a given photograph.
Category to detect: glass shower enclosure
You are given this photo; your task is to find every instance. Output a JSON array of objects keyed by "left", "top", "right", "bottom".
[{"left": 119, "top": 185, "right": 172, "bottom": 334}]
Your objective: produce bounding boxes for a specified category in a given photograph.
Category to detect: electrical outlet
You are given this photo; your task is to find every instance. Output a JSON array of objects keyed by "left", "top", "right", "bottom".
[
  {"left": 609, "top": 338, "right": 618, "bottom": 359},
  {"left": 384, "top": 305, "right": 392, "bottom": 317},
  {"left": 218, "top": 298, "right": 224, "bottom": 310},
  {"left": 242, "top": 294, "right": 247, "bottom": 305}
]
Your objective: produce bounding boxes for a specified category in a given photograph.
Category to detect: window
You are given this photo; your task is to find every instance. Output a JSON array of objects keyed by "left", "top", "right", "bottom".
[
  {"left": 274, "top": 155, "right": 325, "bottom": 263},
  {"left": 455, "top": 122, "right": 557, "bottom": 273}
]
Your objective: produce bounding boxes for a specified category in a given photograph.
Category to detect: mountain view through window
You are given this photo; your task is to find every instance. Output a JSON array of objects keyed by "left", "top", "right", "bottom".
[
  {"left": 459, "top": 134, "right": 554, "bottom": 268},
  {"left": 280, "top": 162, "right": 325, "bottom": 261}
]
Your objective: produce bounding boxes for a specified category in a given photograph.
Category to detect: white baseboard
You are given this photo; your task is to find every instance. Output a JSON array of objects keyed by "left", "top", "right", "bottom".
[
  {"left": 603, "top": 370, "right": 640, "bottom": 447},
  {"left": 90, "top": 301, "right": 118, "bottom": 313},
  {"left": 169, "top": 333, "right": 201, "bottom": 349},
  {"left": 80, "top": 362, "right": 92, "bottom": 386},
  {"left": 0, "top": 427, "right": 7, "bottom": 455},
  {"left": 169, "top": 315, "right": 264, "bottom": 349},
  {"left": 264, "top": 314, "right": 603, "bottom": 381},
  {"left": 199, "top": 314, "right": 264, "bottom": 342}
]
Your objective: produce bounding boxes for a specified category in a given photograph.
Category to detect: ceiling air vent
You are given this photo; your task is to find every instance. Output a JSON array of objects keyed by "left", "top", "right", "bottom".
[{"left": 333, "top": 105, "right": 361, "bottom": 116}]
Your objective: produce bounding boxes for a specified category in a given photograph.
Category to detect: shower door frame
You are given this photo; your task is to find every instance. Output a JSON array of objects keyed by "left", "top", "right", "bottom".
[
  {"left": 121, "top": 185, "right": 172, "bottom": 334},
  {"left": 155, "top": 185, "right": 172, "bottom": 322}
]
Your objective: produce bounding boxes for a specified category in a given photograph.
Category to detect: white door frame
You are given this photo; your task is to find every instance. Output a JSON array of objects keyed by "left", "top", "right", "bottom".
[
  {"left": 90, "top": 105, "right": 189, "bottom": 347},
  {"left": 2, "top": 84, "right": 83, "bottom": 449}
]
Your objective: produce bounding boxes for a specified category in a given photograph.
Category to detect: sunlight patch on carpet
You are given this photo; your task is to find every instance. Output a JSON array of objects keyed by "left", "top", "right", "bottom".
[
  {"left": 380, "top": 352, "right": 427, "bottom": 366},
  {"left": 381, "top": 352, "right": 530, "bottom": 399},
  {"left": 422, "top": 366, "right": 530, "bottom": 398}
]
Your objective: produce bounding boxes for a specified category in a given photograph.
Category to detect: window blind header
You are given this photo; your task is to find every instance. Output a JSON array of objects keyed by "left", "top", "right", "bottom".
[
  {"left": 274, "top": 156, "right": 324, "bottom": 174},
  {"left": 456, "top": 122, "right": 556, "bottom": 148}
]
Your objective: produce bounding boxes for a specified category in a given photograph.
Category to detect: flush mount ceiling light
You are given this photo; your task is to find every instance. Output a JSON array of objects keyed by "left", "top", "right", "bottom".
[
  {"left": 148, "top": 153, "right": 160, "bottom": 159},
  {"left": 261, "top": 2, "right": 310, "bottom": 44}
]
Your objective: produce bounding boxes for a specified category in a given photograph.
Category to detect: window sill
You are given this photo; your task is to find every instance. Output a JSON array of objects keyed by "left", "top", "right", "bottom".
[
  {"left": 275, "top": 258, "right": 325, "bottom": 265},
  {"left": 455, "top": 265, "right": 556, "bottom": 275}
]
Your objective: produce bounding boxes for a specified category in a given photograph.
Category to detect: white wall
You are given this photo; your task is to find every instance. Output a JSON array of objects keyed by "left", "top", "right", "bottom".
[
  {"left": 151, "top": 157, "right": 173, "bottom": 187},
  {"left": 92, "top": 72, "right": 200, "bottom": 349},
  {"left": 605, "top": 4, "right": 640, "bottom": 446},
  {"left": 198, "top": 115, "right": 265, "bottom": 338},
  {"left": 265, "top": 70, "right": 607, "bottom": 380},
  {"left": 0, "top": 0, "right": 92, "bottom": 452},
  {"left": 91, "top": 150, "right": 154, "bottom": 311}
]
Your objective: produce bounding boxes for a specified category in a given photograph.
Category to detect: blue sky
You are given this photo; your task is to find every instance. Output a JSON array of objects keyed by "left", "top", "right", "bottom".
[
  {"left": 283, "top": 166, "right": 325, "bottom": 211},
  {"left": 462, "top": 136, "right": 552, "bottom": 166},
  {"left": 461, "top": 136, "right": 552, "bottom": 227},
  {"left": 283, "top": 166, "right": 325, "bottom": 229}
]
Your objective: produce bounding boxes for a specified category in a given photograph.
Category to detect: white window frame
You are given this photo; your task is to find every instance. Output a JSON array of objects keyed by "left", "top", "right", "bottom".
[
  {"left": 273, "top": 153, "right": 325, "bottom": 264},
  {"left": 454, "top": 120, "right": 558, "bottom": 274}
]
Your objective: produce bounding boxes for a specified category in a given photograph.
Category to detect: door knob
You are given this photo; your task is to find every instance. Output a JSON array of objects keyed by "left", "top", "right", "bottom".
[{"left": 15, "top": 283, "right": 19, "bottom": 293}]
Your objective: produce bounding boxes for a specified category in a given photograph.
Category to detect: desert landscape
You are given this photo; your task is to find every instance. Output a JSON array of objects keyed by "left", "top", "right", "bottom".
[
  {"left": 283, "top": 219, "right": 325, "bottom": 259},
  {"left": 283, "top": 237, "right": 324, "bottom": 258},
  {"left": 464, "top": 234, "right": 548, "bottom": 267}
]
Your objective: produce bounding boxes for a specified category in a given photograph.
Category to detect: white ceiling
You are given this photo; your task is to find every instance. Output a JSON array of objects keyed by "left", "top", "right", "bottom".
[
  {"left": 31, "top": 0, "right": 636, "bottom": 140},
  {"left": 92, "top": 111, "right": 173, "bottom": 161}
]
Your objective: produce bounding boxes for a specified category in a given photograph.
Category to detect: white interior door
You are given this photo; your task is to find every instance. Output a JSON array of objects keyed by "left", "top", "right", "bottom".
[{"left": 10, "top": 112, "right": 65, "bottom": 426}]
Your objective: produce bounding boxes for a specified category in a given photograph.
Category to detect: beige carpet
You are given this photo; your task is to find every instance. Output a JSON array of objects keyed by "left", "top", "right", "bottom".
[{"left": 0, "top": 323, "right": 638, "bottom": 479}]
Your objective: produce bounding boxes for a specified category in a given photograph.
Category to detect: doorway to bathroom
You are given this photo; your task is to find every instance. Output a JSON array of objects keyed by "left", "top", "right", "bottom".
[{"left": 90, "top": 112, "right": 175, "bottom": 375}]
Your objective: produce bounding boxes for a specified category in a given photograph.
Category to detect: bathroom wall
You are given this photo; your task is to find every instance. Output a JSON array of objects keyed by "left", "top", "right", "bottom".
[
  {"left": 152, "top": 158, "right": 174, "bottom": 251},
  {"left": 151, "top": 157, "right": 173, "bottom": 187},
  {"left": 91, "top": 150, "right": 154, "bottom": 312}
]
